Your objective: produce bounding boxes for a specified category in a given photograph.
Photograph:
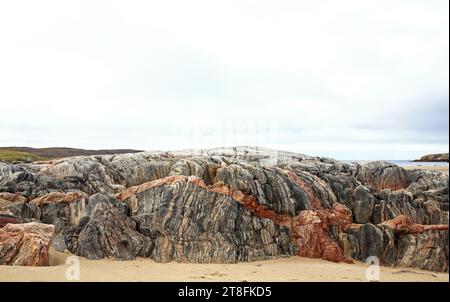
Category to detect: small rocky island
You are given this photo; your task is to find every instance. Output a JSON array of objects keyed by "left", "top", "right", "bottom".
[
  {"left": 414, "top": 153, "right": 449, "bottom": 162},
  {"left": 0, "top": 147, "right": 448, "bottom": 272}
]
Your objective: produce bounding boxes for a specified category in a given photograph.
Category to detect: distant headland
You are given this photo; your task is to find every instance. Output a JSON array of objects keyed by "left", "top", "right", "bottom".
[
  {"left": 414, "top": 153, "right": 449, "bottom": 162},
  {"left": 0, "top": 147, "right": 142, "bottom": 162}
]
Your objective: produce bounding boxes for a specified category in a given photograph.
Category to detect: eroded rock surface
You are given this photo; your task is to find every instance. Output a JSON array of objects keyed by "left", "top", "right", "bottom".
[
  {"left": 0, "top": 147, "right": 448, "bottom": 271},
  {"left": 0, "top": 213, "right": 21, "bottom": 227},
  {"left": 0, "top": 222, "right": 54, "bottom": 266}
]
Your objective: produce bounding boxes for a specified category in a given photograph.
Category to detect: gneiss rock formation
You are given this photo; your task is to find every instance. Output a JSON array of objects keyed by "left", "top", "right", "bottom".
[
  {"left": 0, "top": 222, "right": 54, "bottom": 266},
  {"left": 0, "top": 147, "right": 448, "bottom": 272}
]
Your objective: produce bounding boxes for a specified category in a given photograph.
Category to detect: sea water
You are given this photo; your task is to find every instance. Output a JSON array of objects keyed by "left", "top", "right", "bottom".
[{"left": 344, "top": 160, "right": 449, "bottom": 167}]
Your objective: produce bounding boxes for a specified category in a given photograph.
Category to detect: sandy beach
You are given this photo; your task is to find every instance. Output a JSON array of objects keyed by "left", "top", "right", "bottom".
[
  {"left": 403, "top": 165, "right": 448, "bottom": 172},
  {"left": 0, "top": 248, "right": 447, "bottom": 282}
]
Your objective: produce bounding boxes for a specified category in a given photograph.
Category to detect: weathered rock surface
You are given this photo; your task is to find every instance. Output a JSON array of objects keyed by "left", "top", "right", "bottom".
[
  {"left": 0, "top": 213, "right": 21, "bottom": 227},
  {"left": 118, "top": 175, "right": 296, "bottom": 262},
  {"left": 0, "top": 222, "right": 54, "bottom": 266},
  {"left": 0, "top": 147, "right": 448, "bottom": 271},
  {"left": 65, "top": 193, "right": 152, "bottom": 260},
  {"left": 353, "top": 185, "right": 374, "bottom": 223},
  {"left": 414, "top": 153, "right": 449, "bottom": 162},
  {"left": 345, "top": 215, "right": 449, "bottom": 272},
  {"left": 0, "top": 192, "right": 27, "bottom": 203},
  {"left": 355, "top": 161, "right": 409, "bottom": 192}
]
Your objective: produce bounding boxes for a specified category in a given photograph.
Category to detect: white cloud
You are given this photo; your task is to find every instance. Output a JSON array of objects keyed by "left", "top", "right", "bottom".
[{"left": 0, "top": 0, "right": 448, "bottom": 159}]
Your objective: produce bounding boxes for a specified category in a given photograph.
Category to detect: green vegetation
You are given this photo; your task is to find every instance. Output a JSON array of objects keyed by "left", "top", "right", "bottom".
[
  {"left": 0, "top": 150, "right": 48, "bottom": 162},
  {"left": 0, "top": 147, "right": 142, "bottom": 160}
]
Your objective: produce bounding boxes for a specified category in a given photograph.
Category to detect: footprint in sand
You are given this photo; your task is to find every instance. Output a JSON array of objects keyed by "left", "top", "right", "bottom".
[
  {"left": 391, "top": 269, "right": 437, "bottom": 278},
  {"left": 210, "top": 271, "right": 227, "bottom": 277},
  {"left": 190, "top": 275, "right": 208, "bottom": 279}
]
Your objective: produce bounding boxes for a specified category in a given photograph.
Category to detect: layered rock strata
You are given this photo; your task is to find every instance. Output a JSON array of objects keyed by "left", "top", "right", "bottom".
[
  {"left": 0, "top": 222, "right": 54, "bottom": 266},
  {"left": 0, "top": 147, "right": 448, "bottom": 271}
]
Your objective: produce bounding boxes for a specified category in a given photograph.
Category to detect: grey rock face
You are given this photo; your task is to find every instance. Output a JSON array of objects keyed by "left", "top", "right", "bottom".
[
  {"left": 0, "top": 147, "right": 448, "bottom": 271},
  {"left": 9, "top": 203, "right": 41, "bottom": 221},
  {"left": 379, "top": 226, "right": 448, "bottom": 272},
  {"left": 122, "top": 179, "right": 295, "bottom": 263},
  {"left": 51, "top": 233, "right": 67, "bottom": 252},
  {"left": 353, "top": 223, "right": 385, "bottom": 261},
  {"left": 65, "top": 193, "right": 151, "bottom": 260},
  {"left": 353, "top": 186, "right": 374, "bottom": 224}
]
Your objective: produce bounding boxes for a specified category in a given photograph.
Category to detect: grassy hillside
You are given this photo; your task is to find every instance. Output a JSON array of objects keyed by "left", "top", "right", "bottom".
[{"left": 0, "top": 150, "right": 48, "bottom": 162}]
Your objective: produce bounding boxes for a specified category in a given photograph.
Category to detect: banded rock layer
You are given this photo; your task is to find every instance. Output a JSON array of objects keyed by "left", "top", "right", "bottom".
[
  {"left": 0, "top": 222, "right": 54, "bottom": 266},
  {"left": 0, "top": 147, "right": 448, "bottom": 271}
]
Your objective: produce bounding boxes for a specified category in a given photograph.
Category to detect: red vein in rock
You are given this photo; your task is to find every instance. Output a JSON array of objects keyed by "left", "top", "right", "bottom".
[
  {"left": 377, "top": 215, "right": 448, "bottom": 233},
  {"left": 29, "top": 192, "right": 88, "bottom": 206},
  {"left": 116, "top": 175, "right": 353, "bottom": 263}
]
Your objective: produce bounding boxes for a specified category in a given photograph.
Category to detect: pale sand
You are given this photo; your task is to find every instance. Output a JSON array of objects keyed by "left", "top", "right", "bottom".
[
  {"left": 403, "top": 165, "right": 448, "bottom": 172},
  {"left": 0, "top": 249, "right": 447, "bottom": 282}
]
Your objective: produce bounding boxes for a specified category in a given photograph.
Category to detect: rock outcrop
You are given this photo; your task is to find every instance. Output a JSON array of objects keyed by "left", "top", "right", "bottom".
[
  {"left": 0, "top": 222, "right": 54, "bottom": 266},
  {"left": 414, "top": 153, "right": 449, "bottom": 162},
  {"left": 0, "top": 147, "right": 448, "bottom": 271},
  {"left": 0, "top": 213, "right": 21, "bottom": 227}
]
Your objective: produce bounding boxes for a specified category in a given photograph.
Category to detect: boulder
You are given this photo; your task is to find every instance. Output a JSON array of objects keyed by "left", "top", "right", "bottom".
[{"left": 0, "top": 222, "right": 54, "bottom": 266}]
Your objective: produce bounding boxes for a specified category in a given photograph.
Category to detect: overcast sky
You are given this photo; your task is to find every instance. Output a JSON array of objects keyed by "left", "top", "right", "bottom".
[{"left": 0, "top": 0, "right": 448, "bottom": 159}]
